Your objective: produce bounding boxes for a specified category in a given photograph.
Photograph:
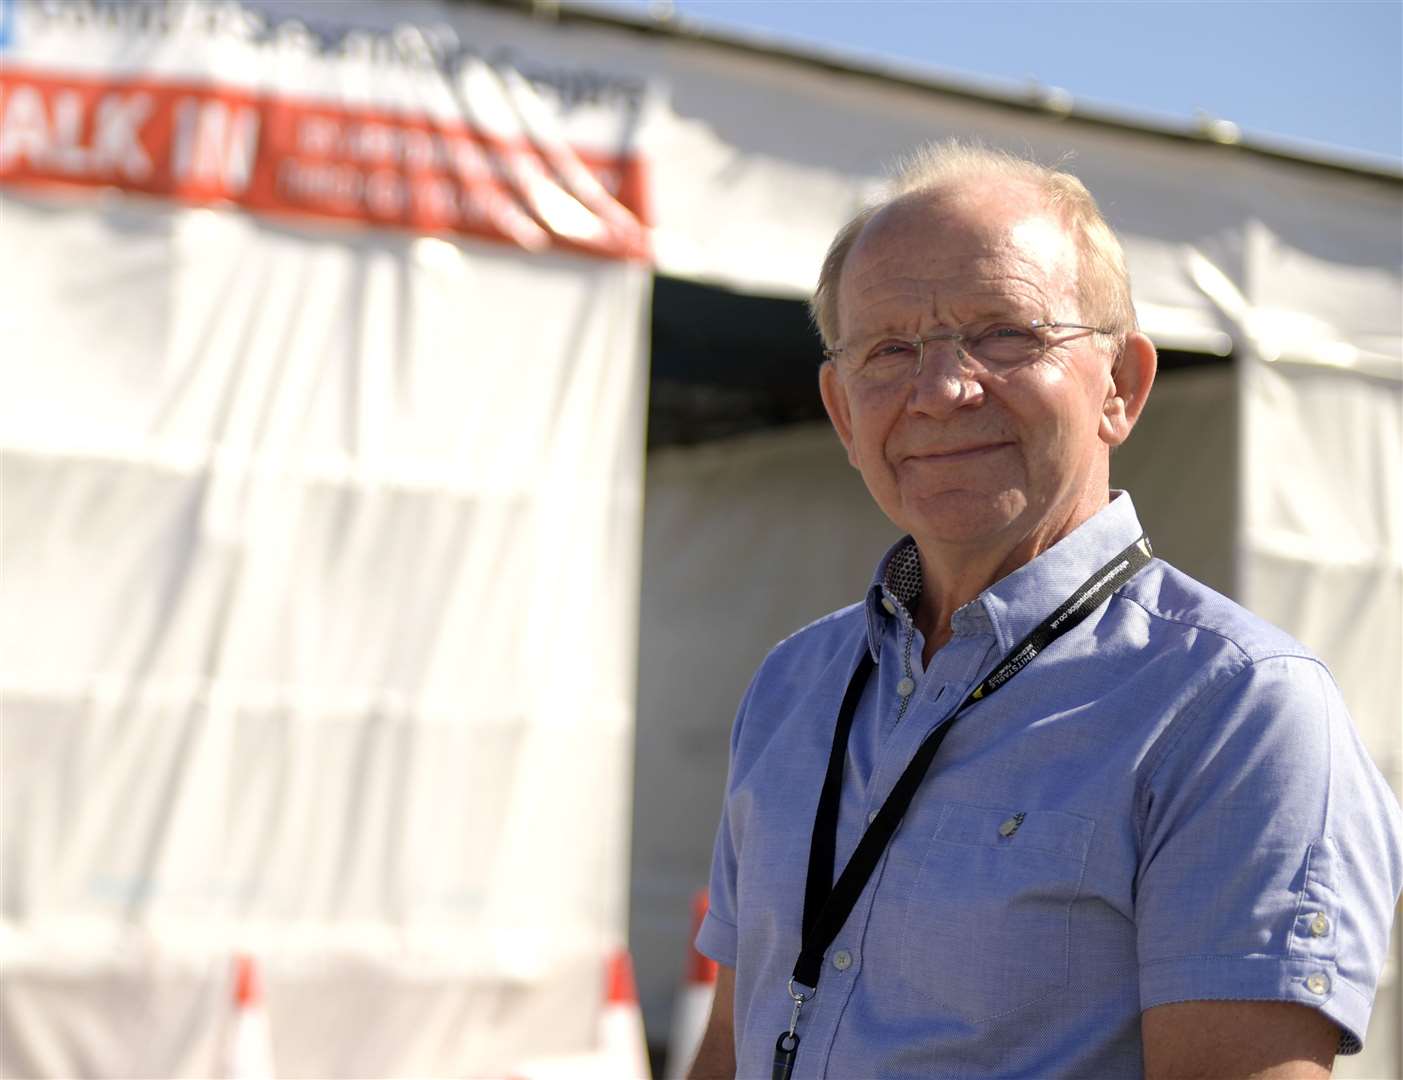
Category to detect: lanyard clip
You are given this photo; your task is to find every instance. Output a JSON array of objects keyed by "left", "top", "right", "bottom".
[
  {"left": 772, "top": 977, "right": 814, "bottom": 1080},
  {"left": 786, "top": 976, "right": 813, "bottom": 1036}
]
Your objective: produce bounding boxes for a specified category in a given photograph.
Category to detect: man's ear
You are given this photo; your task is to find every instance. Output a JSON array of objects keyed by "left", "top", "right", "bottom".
[
  {"left": 819, "top": 361, "right": 860, "bottom": 468},
  {"left": 1099, "top": 332, "right": 1157, "bottom": 448}
]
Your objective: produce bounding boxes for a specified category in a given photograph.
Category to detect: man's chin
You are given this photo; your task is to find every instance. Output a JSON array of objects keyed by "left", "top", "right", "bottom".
[{"left": 893, "top": 492, "right": 1027, "bottom": 549}]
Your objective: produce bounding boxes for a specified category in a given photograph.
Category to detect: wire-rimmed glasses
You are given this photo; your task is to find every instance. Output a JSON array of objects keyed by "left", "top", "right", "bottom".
[{"left": 823, "top": 320, "right": 1114, "bottom": 385}]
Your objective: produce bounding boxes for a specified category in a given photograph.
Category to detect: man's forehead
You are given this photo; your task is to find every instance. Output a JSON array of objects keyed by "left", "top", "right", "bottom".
[
  {"left": 853, "top": 184, "right": 1069, "bottom": 263},
  {"left": 839, "top": 187, "right": 1079, "bottom": 320}
]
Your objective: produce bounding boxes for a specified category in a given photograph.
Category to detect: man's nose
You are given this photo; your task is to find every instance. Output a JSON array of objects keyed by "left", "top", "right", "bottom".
[{"left": 909, "top": 339, "right": 984, "bottom": 411}]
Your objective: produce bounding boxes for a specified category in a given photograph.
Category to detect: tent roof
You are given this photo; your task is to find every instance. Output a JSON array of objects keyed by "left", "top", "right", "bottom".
[{"left": 479, "top": 0, "right": 1402, "bottom": 187}]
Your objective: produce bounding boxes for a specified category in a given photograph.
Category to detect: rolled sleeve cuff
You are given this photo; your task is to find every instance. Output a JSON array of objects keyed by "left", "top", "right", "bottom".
[
  {"left": 695, "top": 908, "right": 739, "bottom": 969},
  {"left": 1140, "top": 955, "right": 1370, "bottom": 1054}
]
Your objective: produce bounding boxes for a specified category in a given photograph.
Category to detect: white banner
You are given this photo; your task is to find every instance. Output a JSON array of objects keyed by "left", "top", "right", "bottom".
[{"left": 1, "top": 1, "right": 650, "bottom": 1075}]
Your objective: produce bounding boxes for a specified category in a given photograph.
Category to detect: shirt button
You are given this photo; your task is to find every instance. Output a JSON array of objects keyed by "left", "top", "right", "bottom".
[
  {"left": 1309, "top": 913, "right": 1330, "bottom": 937},
  {"left": 896, "top": 677, "right": 915, "bottom": 697},
  {"left": 832, "top": 949, "right": 853, "bottom": 971},
  {"left": 881, "top": 597, "right": 897, "bottom": 615},
  {"left": 1306, "top": 973, "right": 1330, "bottom": 996},
  {"left": 867, "top": 810, "right": 879, "bottom": 824}
]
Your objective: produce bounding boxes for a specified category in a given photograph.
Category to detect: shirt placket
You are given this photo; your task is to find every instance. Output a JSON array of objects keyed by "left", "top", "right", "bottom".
[{"left": 810, "top": 605, "right": 996, "bottom": 1076}]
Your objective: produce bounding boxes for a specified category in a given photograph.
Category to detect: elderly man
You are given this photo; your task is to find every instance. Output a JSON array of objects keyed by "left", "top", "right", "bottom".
[{"left": 687, "top": 143, "right": 1403, "bottom": 1079}]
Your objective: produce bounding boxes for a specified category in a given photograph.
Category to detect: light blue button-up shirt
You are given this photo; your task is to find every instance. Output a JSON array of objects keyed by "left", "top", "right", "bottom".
[{"left": 698, "top": 493, "right": 1403, "bottom": 1078}]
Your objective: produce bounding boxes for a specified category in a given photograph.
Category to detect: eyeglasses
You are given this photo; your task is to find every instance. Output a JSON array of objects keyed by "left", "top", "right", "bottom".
[{"left": 823, "top": 320, "right": 1114, "bottom": 385}]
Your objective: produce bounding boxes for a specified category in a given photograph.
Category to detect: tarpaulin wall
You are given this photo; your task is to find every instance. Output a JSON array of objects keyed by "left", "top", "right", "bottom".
[{"left": 1, "top": 1, "right": 650, "bottom": 1075}]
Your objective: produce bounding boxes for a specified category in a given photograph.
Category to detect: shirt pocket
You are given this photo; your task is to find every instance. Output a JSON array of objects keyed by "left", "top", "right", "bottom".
[{"left": 898, "top": 801, "right": 1095, "bottom": 1024}]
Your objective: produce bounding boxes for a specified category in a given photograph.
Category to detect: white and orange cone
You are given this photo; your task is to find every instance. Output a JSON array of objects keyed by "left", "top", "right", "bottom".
[
  {"left": 226, "top": 953, "right": 275, "bottom": 1080},
  {"left": 601, "top": 948, "right": 652, "bottom": 1079},
  {"left": 664, "top": 891, "right": 718, "bottom": 1079}
]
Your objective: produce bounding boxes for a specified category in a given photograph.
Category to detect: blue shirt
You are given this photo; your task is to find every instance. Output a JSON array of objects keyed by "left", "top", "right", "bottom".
[{"left": 697, "top": 493, "right": 1403, "bottom": 1078}]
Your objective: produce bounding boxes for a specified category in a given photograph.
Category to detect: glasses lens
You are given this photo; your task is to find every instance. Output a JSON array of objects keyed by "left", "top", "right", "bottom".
[
  {"left": 853, "top": 338, "right": 922, "bottom": 382},
  {"left": 963, "top": 326, "right": 1044, "bottom": 367},
  {"left": 846, "top": 324, "right": 1055, "bottom": 380}
]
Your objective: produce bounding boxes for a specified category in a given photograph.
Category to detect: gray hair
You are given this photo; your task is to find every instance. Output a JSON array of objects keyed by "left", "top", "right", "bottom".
[{"left": 809, "top": 141, "right": 1137, "bottom": 351}]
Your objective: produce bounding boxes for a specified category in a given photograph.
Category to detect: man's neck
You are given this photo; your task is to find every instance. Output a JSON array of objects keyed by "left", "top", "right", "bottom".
[
  {"left": 913, "top": 551, "right": 1020, "bottom": 663},
  {"left": 912, "top": 493, "right": 1110, "bottom": 665}
]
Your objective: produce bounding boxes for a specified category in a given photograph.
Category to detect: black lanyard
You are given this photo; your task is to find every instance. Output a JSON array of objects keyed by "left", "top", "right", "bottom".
[{"left": 773, "top": 535, "right": 1153, "bottom": 1080}]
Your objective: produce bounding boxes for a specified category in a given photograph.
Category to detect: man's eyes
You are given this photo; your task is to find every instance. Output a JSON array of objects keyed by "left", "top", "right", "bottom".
[
  {"left": 867, "top": 340, "right": 918, "bottom": 361},
  {"left": 856, "top": 325, "right": 1041, "bottom": 367}
]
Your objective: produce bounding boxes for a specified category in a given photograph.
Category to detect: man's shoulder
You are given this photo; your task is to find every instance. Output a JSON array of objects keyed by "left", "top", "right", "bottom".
[
  {"left": 729, "top": 601, "right": 869, "bottom": 752},
  {"left": 1123, "top": 558, "right": 1322, "bottom": 667},
  {"left": 763, "top": 600, "right": 869, "bottom": 671},
  {"left": 736, "top": 600, "right": 870, "bottom": 703}
]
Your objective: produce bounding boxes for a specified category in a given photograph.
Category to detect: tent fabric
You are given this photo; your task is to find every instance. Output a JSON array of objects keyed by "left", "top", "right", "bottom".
[
  {"left": 622, "top": 18, "right": 1402, "bottom": 368},
  {"left": 2, "top": 1, "right": 1399, "bottom": 1076},
  {"left": 0, "top": 184, "right": 649, "bottom": 1074},
  {"left": 1240, "top": 354, "right": 1401, "bottom": 761},
  {"left": 1, "top": 1, "right": 652, "bottom": 1070}
]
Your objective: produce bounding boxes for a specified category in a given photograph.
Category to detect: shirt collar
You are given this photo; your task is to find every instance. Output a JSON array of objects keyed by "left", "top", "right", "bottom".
[{"left": 864, "top": 492, "right": 1147, "bottom": 660}]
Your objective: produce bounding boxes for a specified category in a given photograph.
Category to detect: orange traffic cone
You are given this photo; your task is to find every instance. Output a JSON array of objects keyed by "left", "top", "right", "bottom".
[
  {"left": 226, "top": 953, "right": 275, "bottom": 1080},
  {"left": 664, "top": 891, "right": 718, "bottom": 1079},
  {"left": 602, "top": 949, "right": 652, "bottom": 1079}
]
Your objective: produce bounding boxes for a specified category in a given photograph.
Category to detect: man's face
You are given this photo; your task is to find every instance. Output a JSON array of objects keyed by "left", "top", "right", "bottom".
[{"left": 820, "top": 185, "right": 1124, "bottom": 554}]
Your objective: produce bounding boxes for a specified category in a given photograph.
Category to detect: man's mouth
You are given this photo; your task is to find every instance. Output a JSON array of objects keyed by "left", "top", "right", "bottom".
[{"left": 903, "top": 441, "right": 1013, "bottom": 462}]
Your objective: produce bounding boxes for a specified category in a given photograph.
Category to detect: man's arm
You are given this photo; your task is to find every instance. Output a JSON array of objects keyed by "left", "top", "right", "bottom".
[
  {"left": 1142, "top": 1000, "right": 1337, "bottom": 1079},
  {"left": 685, "top": 963, "right": 736, "bottom": 1080}
]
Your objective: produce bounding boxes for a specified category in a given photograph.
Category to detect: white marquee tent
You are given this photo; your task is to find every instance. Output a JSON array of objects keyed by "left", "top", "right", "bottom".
[{"left": 1, "top": 1, "right": 1398, "bottom": 1076}]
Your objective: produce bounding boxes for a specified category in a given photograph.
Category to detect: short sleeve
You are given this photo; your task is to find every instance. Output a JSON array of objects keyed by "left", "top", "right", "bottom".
[
  {"left": 1135, "top": 654, "right": 1403, "bottom": 1053},
  {"left": 695, "top": 814, "right": 740, "bottom": 968}
]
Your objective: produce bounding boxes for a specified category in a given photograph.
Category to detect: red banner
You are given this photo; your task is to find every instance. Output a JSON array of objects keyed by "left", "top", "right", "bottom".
[{"left": 0, "top": 67, "right": 651, "bottom": 261}]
